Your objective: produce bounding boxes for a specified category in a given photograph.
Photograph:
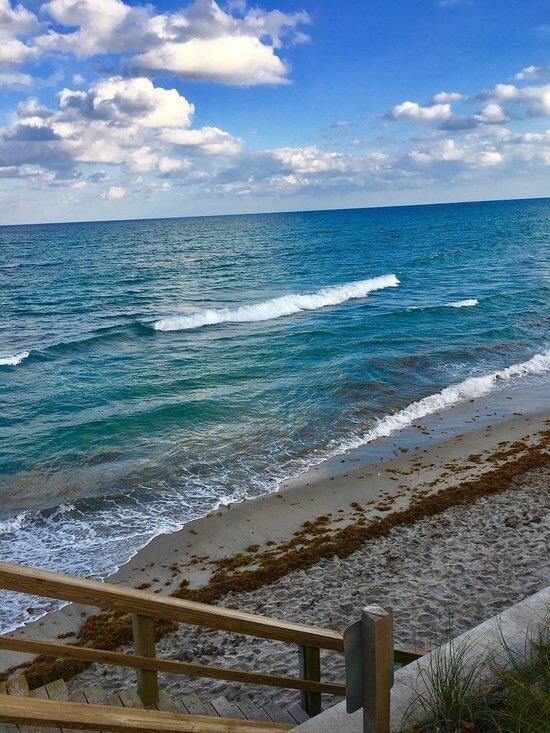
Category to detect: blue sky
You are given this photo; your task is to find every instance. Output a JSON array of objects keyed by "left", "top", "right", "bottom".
[{"left": 0, "top": 0, "right": 549, "bottom": 224}]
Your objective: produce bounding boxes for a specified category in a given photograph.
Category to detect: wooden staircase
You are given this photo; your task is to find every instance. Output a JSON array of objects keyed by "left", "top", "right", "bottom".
[
  {"left": 0, "top": 672, "right": 310, "bottom": 731},
  {"left": 0, "top": 562, "right": 426, "bottom": 732}
]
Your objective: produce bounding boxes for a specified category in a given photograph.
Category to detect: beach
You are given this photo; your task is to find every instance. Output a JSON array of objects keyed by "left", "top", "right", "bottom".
[{"left": 2, "top": 384, "right": 548, "bottom": 711}]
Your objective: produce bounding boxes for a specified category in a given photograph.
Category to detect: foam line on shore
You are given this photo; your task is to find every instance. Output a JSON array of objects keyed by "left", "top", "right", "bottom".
[
  {"left": 339, "top": 348, "right": 550, "bottom": 452},
  {"left": 152, "top": 274, "right": 400, "bottom": 332}
]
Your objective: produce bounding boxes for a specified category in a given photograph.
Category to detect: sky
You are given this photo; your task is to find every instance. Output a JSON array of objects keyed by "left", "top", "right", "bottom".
[{"left": 0, "top": 0, "right": 549, "bottom": 225}]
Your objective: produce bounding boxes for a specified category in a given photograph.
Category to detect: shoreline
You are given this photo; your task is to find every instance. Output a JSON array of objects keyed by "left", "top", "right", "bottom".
[{"left": 1, "top": 382, "right": 548, "bottom": 685}]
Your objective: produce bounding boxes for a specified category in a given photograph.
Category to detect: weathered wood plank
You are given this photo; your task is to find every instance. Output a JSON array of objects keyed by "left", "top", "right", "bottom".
[
  {"left": 5, "top": 674, "right": 29, "bottom": 696},
  {"left": 362, "top": 606, "right": 393, "bottom": 733},
  {"left": 286, "top": 703, "right": 309, "bottom": 725},
  {"left": 0, "top": 562, "right": 342, "bottom": 651},
  {"left": 262, "top": 703, "right": 295, "bottom": 725},
  {"left": 0, "top": 636, "right": 344, "bottom": 697},
  {"left": 234, "top": 699, "right": 271, "bottom": 722},
  {"left": 82, "top": 686, "right": 108, "bottom": 706},
  {"left": 117, "top": 690, "right": 143, "bottom": 710},
  {"left": 0, "top": 695, "right": 294, "bottom": 732},
  {"left": 45, "top": 680, "right": 69, "bottom": 702},
  {"left": 26, "top": 684, "right": 55, "bottom": 733},
  {"left": 131, "top": 615, "right": 158, "bottom": 707},
  {"left": 297, "top": 645, "right": 321, "bottom": 716},
  {"left": 209, "top": 698, "right": 244, "bottom": 721},
  {"left": 156, "top": 690, "right": 184, "bottom": 714},
  {"left": 178, "top": 695, "right": 204, "bottom": 717}
]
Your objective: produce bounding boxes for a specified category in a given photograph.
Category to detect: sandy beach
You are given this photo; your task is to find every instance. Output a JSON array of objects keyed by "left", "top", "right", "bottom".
[{"left": 1, "top": 383, "right": 548, "bottom": 713}]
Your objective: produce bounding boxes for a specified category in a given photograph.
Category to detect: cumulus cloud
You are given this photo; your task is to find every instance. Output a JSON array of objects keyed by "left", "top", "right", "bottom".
[
  {"left": 514, "top": 65, "right": 550, "bottom": 83},
  {"left": 431, "top": 91, "right": 464, "bottom": 104},
  {"left": 386, "top": 101, "right": 452, "bottom": 122},
  {"left": 477, "top": 83, "right": 550, "bottom": 118},
  {"left": 1, "top": 52, "right": 549, "bottom": 209},
  {"left": 0, "top": 0, "right": 42, "bottom": 83},
  {"left": 102, "top": 185, "right": 125, "bottom": 199},
  {"left": 162, "top": 126, "right": 242, "bottom": 155},
  {"left": 28, "top": 0, "right": 310, "bottom": 86},
  {"left": 57, "top": 77, "right": 195, "bottom": 128},
  {"left": 0, "top": 75, "right": 237, "bottom": 182}
]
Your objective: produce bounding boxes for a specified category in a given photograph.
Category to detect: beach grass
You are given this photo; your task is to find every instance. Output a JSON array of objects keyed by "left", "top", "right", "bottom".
[{"left": 403, "top": 617, "right": 550, "bottom": 733}]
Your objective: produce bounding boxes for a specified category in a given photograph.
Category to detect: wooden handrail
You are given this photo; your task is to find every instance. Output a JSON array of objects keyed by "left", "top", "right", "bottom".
[
  {"left": 0, "top": 635, "right": 346, "bottom": 696},
  {"left": 0, "top": 694, "right": 293, "bottom": 732},
  {"left": 0, "top": 561, "right": 343, "bottom": 651}
]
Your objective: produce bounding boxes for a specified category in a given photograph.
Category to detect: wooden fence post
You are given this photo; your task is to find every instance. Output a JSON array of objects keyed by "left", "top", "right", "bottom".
[
  {"left": 298, "top": 645, "right": 322, "bottom": 716},
  {"left": 131, "top": 614, "right": 159, "bottom": 707},
  {"left": 361, "top": 606, "right": 393, "bottom": 733}
]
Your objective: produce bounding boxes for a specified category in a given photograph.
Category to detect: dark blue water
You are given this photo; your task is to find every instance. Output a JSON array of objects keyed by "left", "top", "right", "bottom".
[{"left": 0, "top": 198, "right": 549, "bottom": 629}]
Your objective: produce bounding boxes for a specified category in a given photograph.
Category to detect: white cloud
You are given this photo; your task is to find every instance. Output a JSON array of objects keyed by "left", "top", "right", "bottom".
[
  {"left": 32, "top": 0, "right": 309, "bottom": 86},
  {"left": 0, "top": 70, "right": 33, "bottom": 86},
  {"left": 514, "top": 65, "right": 550, "bottom": 83},
  {"left": 58, "top": 77, "right": 195, "bottom": 128},
  {"left": 387, "top": 101, "right": 452, "bottom": 122},
  {"left": 478, "top": 83, "right": 550, "bottom": 117},
  {"left": 162, "top": 126, "right": 243, "bottom": 155},
  {"left": 474, "top": 102, "right": 508, "bottom": 123},
  {"left": 0, "top": 75, "right": 238, "bottom": 183},
  {"left": 102, "top": 185, "right": 125, "bottom": 199},
  {"left": 158, "top": 156, "right": 191, "bottom": 173},
  {"left": 134, "top": 35, "right": 289, "bottom": 86},
  {"left": 0, "top": 0, "right": 40, "bottom": 36},
  {"left": 431, "top": 91, "right": 464, "bottom": 104},
  {"left": 0, "top": 0, "right": 42, "bottom": 81}
]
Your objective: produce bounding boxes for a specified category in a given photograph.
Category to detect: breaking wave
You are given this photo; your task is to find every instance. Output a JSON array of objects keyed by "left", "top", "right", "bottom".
[
  {"left": 340, "top": 348, "right": 550, "bottom": 451},
  {"left": 447, "top": 299, "right": 479, "bottom": 308},
  {"left": 0, "top": 351, "right": 29, "bottom": 366},
  {"left": 153, "top": 274, "right": 400, "bottom": 332}
]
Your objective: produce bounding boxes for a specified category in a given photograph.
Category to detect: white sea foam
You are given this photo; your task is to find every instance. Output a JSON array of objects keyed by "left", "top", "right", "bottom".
[
  {"left": 447, "top": 299, "right": 479, "bottom": 308},
  {"left": 340, "top": 349, "right": 550, "bottom": 452},
  {"left": 153, "top": 274, "right": 400, "bottom": 332},
  {"left": 0, "top": 351, "right": 29, "bottom": 366}
]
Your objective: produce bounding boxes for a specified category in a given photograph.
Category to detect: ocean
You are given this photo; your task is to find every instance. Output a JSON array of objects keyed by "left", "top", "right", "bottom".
[{"left": 1, "top": 198, "right": 549, "bottom": 630}]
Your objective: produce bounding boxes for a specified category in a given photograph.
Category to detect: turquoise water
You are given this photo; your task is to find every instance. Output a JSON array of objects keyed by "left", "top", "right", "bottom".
[{"left": 0, "top": 198, "right": 549, "bottom": 629}]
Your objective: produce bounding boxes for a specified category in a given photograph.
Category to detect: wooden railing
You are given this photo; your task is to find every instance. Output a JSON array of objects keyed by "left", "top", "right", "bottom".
[
  {"left": 0, "top": 561, "right": 426, "bottom": 726},
  {"left": 0, "top": 694, "right": 294, "bottom": 732}
]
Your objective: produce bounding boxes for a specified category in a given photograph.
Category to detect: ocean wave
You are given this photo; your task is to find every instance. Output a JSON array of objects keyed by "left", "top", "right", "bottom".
[
  {"left": 447, "top": 299, "right": 479, "bottom": 308},
  {"left": 0, "top": 351, "right": 30, "bottom": 366},
  {"left": 152, "top": 274, "right": 400, "bottom": 332},
  {"left": 340, "top": 348, "right": 550, "bottom": 451}
]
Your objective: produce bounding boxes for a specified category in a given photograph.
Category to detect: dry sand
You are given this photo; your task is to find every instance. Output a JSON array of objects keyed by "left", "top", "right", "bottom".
[{"left": 67, "top": 464, "right": 549, "bottom": 709}]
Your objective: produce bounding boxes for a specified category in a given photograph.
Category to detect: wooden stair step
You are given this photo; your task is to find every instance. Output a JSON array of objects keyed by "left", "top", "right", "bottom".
[
  {"left": 262, "top": 702, "right": 295, "bottom": 725},
  {"left": 68, "top": 691, "right": 86, "bottom": 704},
  {"left": 4, "top": 675, "right": 31, "bottom": 733},
  {"left": 155, "top": 689, "right": 185, "bottom": 714},
  {"left": 44, "top": 679, "right": 71, "bottom": 733},
  {"left": 210, "top": 695, "right": 245, "bottom": 720},
  {"left": 0, "top": 682, "right": 16, "bottom": 733},
  {"left": 105, "top": 692, "right": 122, "bottom": 707},
  {"left": 81, "top": 685, "right": 107, "bottom": 706},
  {"left": 235, "top": 698, "right": 272, "bottom": 722},
  {"left": 5, "top": 674, "right": 29, "bottom": 697},
  {"left": 116, "top": 689, "right": 143, "bottom": 709},
  {"left": 22, "top": 685, "right": 50, "bottom": 733},
  {"left": 179, "top": 692, "right": 216, "bottom": 717},
  {"left": 286, "top": 703, "right": 309, "bottom": 724}
]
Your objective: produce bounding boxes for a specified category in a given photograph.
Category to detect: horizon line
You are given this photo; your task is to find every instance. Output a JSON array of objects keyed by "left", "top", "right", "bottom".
[{"left": 1, "top": 194, "right": 548, "bottom": 229}]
